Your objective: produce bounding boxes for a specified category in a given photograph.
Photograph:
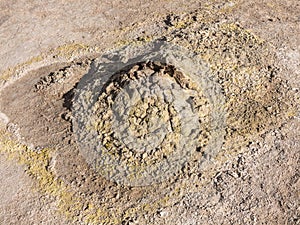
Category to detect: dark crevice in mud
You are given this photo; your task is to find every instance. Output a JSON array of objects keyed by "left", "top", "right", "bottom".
[
  {"left": 63, "top": 85, "right": 77, "bottom": 111},
  {"left": 61, "top": 81, "right": 79, "bottom": 134}
]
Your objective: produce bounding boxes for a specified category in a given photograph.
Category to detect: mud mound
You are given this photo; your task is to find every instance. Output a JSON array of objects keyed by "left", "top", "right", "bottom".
[{"left": 0, "top": 8, "right": 298, "bottom": 225}]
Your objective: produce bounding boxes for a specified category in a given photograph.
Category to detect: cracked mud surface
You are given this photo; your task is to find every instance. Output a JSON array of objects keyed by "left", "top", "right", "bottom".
[
  {"left": 73, "top": 57, "right": 217, "bottom": 186},
  {"left": 92, "top": 62, "right": 207, "bottom": 164},
  {"left": 0, "top": 0, "right": 299, "bottom": 224}
]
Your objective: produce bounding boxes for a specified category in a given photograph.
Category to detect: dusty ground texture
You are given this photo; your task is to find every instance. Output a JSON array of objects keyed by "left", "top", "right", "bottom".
[{"left": 0, "top": 0, "right": 299, "bottom": 224}]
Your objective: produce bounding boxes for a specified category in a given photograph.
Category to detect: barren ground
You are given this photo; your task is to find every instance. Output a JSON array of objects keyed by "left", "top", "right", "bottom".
[{"left": 0, "top": 0, "right": 299, "bottom": 224}]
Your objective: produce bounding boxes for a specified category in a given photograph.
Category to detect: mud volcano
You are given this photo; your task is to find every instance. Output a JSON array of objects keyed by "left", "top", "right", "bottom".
[{"left": 72, "top": 42, "right": 225, "bottom": 186}]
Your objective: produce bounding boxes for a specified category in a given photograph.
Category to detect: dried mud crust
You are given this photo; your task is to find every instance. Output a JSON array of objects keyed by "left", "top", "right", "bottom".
[
  {"left": 75, "top": 59, "right": 215, "bottom": 186},
  {"left": 0, "top": 9, "right": 299, "bottom": 225},
  {"left": 72, "top": 41, "right": 226, "bottom": 187},
  {"left": 94, "top": 61, "right": 211, "bottom": 165},
  {"left": 162, "top": 14, "right": 297, "bottom": 152}
]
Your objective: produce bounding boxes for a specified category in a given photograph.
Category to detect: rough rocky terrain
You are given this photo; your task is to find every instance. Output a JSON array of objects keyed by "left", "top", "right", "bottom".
[{"left": 0, "top": 0, "right": 299, "bottom": 224}]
